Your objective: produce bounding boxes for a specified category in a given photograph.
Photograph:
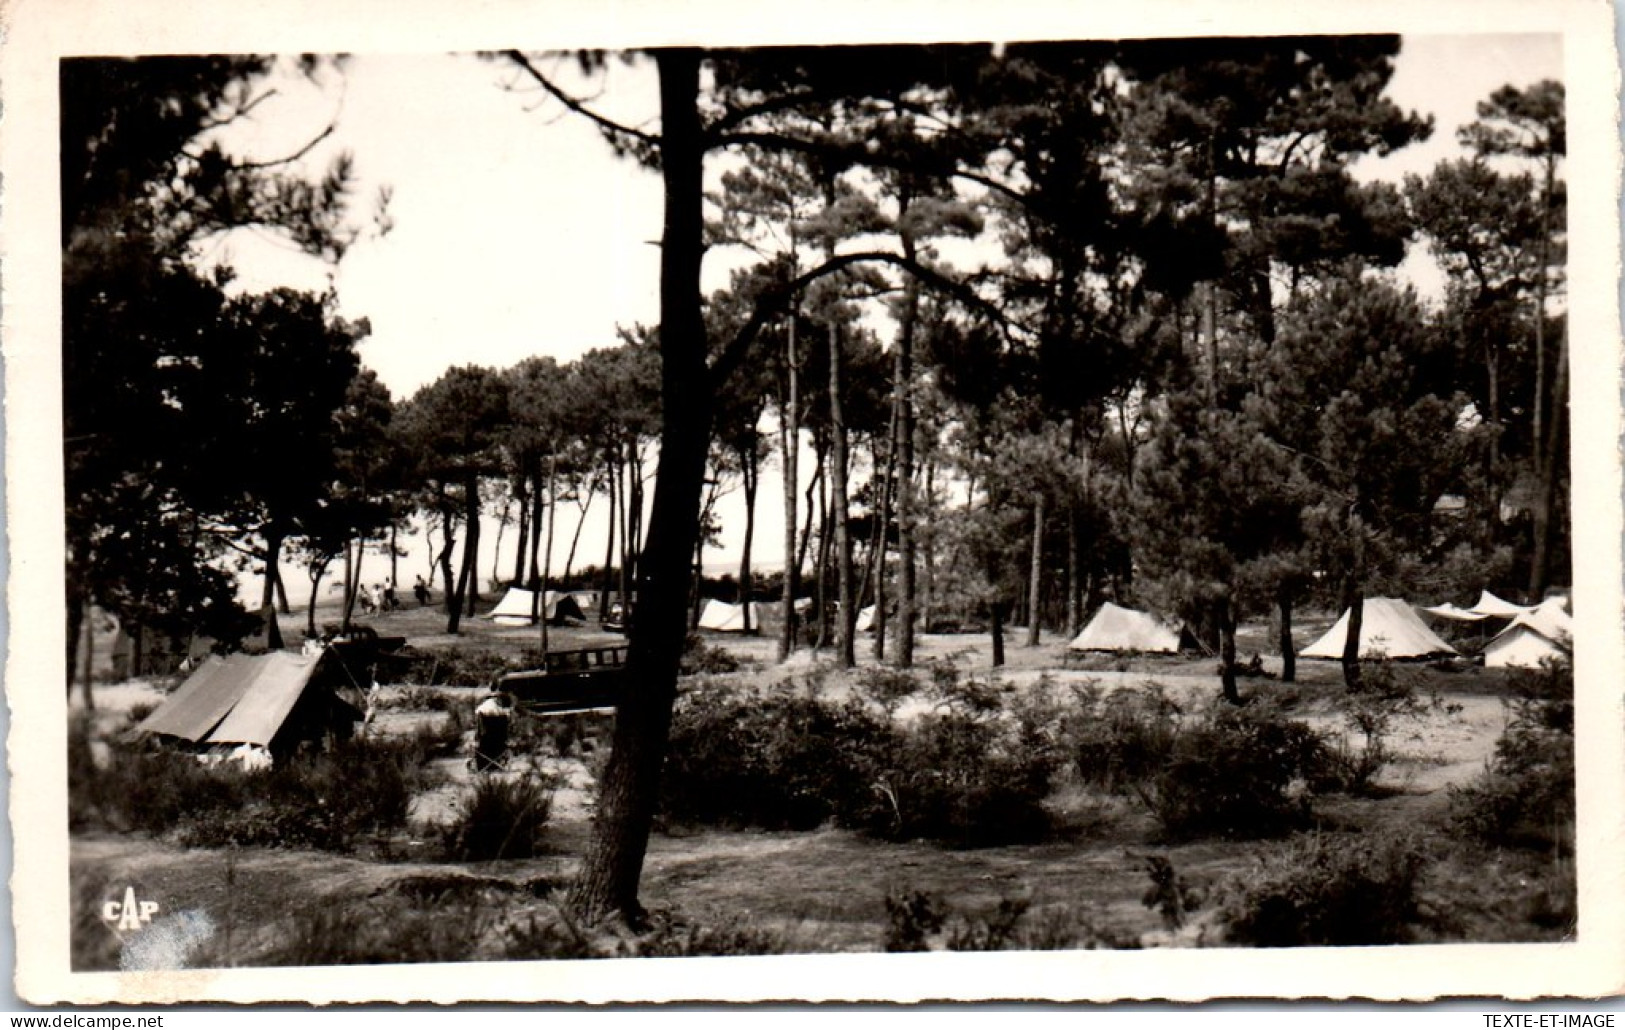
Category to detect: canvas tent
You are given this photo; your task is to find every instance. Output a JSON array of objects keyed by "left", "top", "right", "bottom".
[
  {"left": 134, "top": 650, "right": 363, "bottom": 756},
  {"left": 486, "top": 588, "right": 586, "bottom": 626},
  {"left": 855, "top": 605, "right": 877, "bottom": 633},
  {"left": 1467, "top": 590, "right": 1533, "bottom": 619},
  {"left": 1067, "top": 602, "right": 1185, "bottom": 654},
  {"left": 1421, "top": 602, "right": 1490, "bottom": 623},
  {"left": 1483, "top": 597, "right": 1572, "bottom": 668},
  {"left": 696, "top": 599, "right": 764, "bottom": 633},
  {"left": 1299, "top": 598, "right": 1457, "bottom": 660}
]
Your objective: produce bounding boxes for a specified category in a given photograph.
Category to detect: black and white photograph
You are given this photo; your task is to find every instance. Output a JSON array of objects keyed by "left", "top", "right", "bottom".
[{"left": 6, "top": 0, "right": 1623, "bottom": 1006}]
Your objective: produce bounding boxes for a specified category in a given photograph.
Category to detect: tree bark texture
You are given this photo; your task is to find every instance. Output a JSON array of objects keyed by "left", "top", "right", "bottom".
[{"left": 568, "top": 50, "right": 711, "bottom": 925}]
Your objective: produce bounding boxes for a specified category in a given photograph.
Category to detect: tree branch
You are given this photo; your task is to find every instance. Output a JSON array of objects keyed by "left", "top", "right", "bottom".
[
  {"left": 710, "top": 248, "right": 1010, "bottom": 386},
  {"left": 503, "top": 50, "right": 660, "bottom": 150}
]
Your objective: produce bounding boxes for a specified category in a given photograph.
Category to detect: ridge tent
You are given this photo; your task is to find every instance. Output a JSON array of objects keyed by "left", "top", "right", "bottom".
[
  {"left": 1483, "top": 597, "right": 1573, "bottom": 668},
  {"left": 1067, "top": 602, "right": 1185, "bottom": 654},
  {"left": 696, "top": 599, "right": 764, "bottom": 633},
  {"left": 1299, "top": 598, "right": 1457, "bottom": 660},
  {"left": 1467, "top": 590, "right": 1533, "bottom": 619},
  {"left": 134, "top": 650, "right": 364, "bottom": 757},
  {"left": 487, "top": 588, "right": 586, "bottom": 626}
]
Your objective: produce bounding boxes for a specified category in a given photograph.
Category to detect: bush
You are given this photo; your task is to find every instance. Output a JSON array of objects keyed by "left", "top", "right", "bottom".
[
  {"left": 1218, "top": 831, "right": 1425, "bottom": 946},
  {"left": 77, "top": 736, "right": 428, "bottom": 852},
  {"left": 391, "top": 646, "right": 516, "bottom": 687},
  {"left": 854, "top": 666, "right": 922, "bottom": 715},
  {"left": 1143, "top": 702, "right": 1330, "bottom": 841},
  {"left": 871, "top": 711, "right": 1056, "bottom": 847},
  {"left": 442, "top": 773, "right": 557, "bottom": 861},
  {"left": 1325, "top": 663, "right": 1450, "bottom": 793},
  {"left": 680, "top": 634, "right": 741, "bottom": 676},
  {"left": 661, "top": 683, "right": 894, "bottom": 831},
  {"left": 1058, "top": 684, "right": 1184, "bottom": 793},
  {"left": 1451, "top": 658, "right": 1574, "bottom": 852},
  {"left": 179, "top": 739, "right": 420, "bottom": 851},
  {"left": 260, "top": 896, "right": 491, "bottom": 966}
]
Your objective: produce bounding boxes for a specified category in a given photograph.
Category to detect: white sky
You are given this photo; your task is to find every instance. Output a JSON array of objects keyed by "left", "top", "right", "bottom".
[{"left": 203, "top": 36, "right": 1565, "bottom": 601}]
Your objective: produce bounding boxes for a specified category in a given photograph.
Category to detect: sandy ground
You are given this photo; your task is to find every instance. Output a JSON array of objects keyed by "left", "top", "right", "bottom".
[{"left": 71, "top": 606, "right": 1551, "bottom": 966}]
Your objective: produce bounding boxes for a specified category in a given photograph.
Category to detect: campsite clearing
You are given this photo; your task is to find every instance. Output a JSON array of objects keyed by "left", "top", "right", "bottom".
[{"left": 68, "top": 598, "right": 1571, "bottom": 966}]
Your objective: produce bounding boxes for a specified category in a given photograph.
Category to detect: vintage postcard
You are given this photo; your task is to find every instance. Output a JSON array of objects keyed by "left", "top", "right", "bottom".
[{"left": 5, "top": 0, "right": 1623, "bottom": 1006}]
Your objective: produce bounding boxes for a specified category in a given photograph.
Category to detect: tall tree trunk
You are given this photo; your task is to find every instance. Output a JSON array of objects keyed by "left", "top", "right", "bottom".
[
  {"left": 1530, "top": 325, "right": 1569, "bottom": 596},
  {"left": 261, "top": 527, "right": 285, "bottom": 650},
  {"left": 563, "top": 480, "right": 596, "bottom": 587},
  {"left": 1065, "top": 502, "right": 1082, "bottom": 639},
  {"left": 779, "top": 314, "right": 801, "bottom": 661},
  {"left": 1277, "top": 590, "right": 1296, "bottom": 684},
  {"left": 1026, "top": 492, "right": 1045, "bottom": 647},
  {"left": 389, "top": 521, "right": 400, "bottom": 589},
  {"left": 1219, "top": 593, "right": 1240, "bottom": 705},
  {"left": 601, "top": 467, "right": 618, "bottom": 621},
  {"left": 272, "top": 565, "right": 291, "bottom": 616},
  {"left": 1340, "top": 588, "right": 1365, "bottom": 692},
  {"left": 990, "top": 601, "right": 1005, "bottom": 668},
  {"left": 513, "top": 476, "right": 531, "bottom": 586},
  {"left": 812, "top": 457, "right": 831, "bottom": 652},
  {"left": 528, "top": 469, "right": 545, "bottom": 588},
  {"left": 437, "top": 511, "right": 460, "bottom": 631},
  {"left": 828, "top": 320, "right": 856, "bottom": 669},
  {"left": 569, "top": 50, "right": 711, "bottom": 925},
  {"left": 739, "top": 443, "right": 758, "bottom": 634},
  {"left": 462, "top": 473, "right": 482, "bottom": 618},
  {"left": 540, "top": 460, "right": 557, "bottom": 655},
  {"left": 870, "top": 424, "right": 894, "bottom": 661}
]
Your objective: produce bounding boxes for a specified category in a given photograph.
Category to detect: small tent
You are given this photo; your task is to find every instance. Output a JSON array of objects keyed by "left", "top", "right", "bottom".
[
  {"left": 1299, "top": 598, "right": 1457, "bottom": 660},
  {"left": 1483, "top": 597, "right": 1572, "bottom": 668},
  {"left": 134, "top": 650, "right": 363, "bottom": 757},
  {"left": 696, "top": 598, "right": 763, "bottom": 633},
  {"left": 486, "top": 588, "right": 586, "bottom": 626},
  {"left": 1067, "top": 602, "right": 1184, "bottom": 654}
]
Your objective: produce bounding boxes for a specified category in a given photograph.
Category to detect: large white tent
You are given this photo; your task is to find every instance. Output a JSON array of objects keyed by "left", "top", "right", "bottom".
[
  {"left": 696, "top": 598, "right": 764, "bottom": 633},
  {"left": 1483, "top": 596, "right": 1573, "bottom": 668},
  {"left": 1067, "top": 602, "right": 1183, "bottom": 654},
  {"left": 486, "top": 588, "right": 586, "bottom": 626},
  {"left": 1299, "top": 597, "right": 1458, "bottom": 660}
]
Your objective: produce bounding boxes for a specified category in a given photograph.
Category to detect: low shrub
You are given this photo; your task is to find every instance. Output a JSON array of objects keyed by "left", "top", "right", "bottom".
[
  {"left": 871, "top": 711, "right": 1056, "bottom": 847},
  {"left": 1059, "top": 684, "right": 1184, "bottom": 794},
  {"left": 1450, "top": 658, "right": 1574, "bottom": 852},
  {"left": 680, "top": 634, "right": 741, "bottom": 676},
  {"left": 1143, "top": 702, "right": 1330, "bottom": 841},
  {"left": 880, "top": 889, "right": 1139, "bottom": 952},
  {"left": 631, "top": 908, "right": 792, "bottom": 957},
  {"left": 854, "top": 665, "right": 922, "bottom": 716},
  {"left": 1217, "top": 831, "right": 1426, "bottom": 947},
  {"left": 391, "top": 646, "right": 516, "bottom": 687},
  {"left": 260, "top": 896, "right": 492, "bottom": 966},
  {"left": 882, "top": 890, "right": 946, "bottom": 952},
  {"left": 78, "top": 736, "right": 429, "bottom": 852},
  {"left": 442, "top": 773, "right": 557, "bottom": 861},
  {"left": 1325, "top": 663, "right": 1451, "bottom": 793},
  {"left": 661, "top": 684, "right": 894, "bottom": 831}
]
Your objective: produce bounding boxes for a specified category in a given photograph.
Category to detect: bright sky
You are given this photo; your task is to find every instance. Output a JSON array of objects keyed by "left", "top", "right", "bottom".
[{"left": 204, "top": 36, "right": 1564, "bottom": 599}]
